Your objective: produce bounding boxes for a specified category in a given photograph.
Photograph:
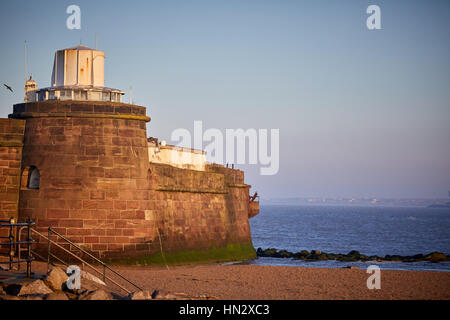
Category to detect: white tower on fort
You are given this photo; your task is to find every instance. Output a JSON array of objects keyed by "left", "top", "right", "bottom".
[
  {"left": 25, "top": 45, "right": 124, "bottom": 103},
  {"left": 51, "top": 45, "right": 105, "bottom": 88}
]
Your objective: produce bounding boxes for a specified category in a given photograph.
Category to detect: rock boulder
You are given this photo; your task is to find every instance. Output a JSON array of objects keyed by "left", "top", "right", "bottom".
[
  {"left": 45, "top": 267, "right": 68, "bottom": 291},
  {"left": 81, "top": 270, "right": 106, "bottom": 286},
  {"left": 128, "top": 290, "right": 153, "bottom": 300},
  {"left": 79, "top": 289, "right": 113, "bottom": 300},
  {"left": 46, "top": 292, "right": 69, "bottom": 300},
  {"left": 17, "top": 280, "right": 53, "bottom": 297},
  {"left": 151, "top": 289, "right": 177, "bottom": 300}
]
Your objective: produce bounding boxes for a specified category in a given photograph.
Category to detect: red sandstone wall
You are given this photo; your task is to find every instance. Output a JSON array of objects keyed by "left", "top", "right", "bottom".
[
  {"left": 12, "top": 101, "right": 254, "bottom": 263},
  {"left": 148, "top": 163, "right": 253, "bottom": 253},
  {"left": 0, "top": 119, "right": 25, "bottom": 250},
  {"left": 13, "top": 101, "right": 156, "bottom": 260},
  {"left": 0, "top": 119, "right": 25, "bottom": 221}
]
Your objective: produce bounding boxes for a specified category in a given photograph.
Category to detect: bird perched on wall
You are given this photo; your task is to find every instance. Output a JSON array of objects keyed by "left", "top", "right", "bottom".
[{"left": 3, "top": 84, "right": 13, "bottom": 92}]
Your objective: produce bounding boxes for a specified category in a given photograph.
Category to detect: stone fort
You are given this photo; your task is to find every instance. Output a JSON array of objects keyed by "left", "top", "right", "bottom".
[{"left": 0, "top": 45, "right": 259, "bottom": 264}]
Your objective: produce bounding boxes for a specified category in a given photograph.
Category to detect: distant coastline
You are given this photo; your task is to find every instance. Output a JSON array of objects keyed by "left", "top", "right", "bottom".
[
  {"left": 428, "top": 203, "right": 450, "bottom": 209},
  {"left": 262, "top": 197, "right": 450, "bottom": 208}
]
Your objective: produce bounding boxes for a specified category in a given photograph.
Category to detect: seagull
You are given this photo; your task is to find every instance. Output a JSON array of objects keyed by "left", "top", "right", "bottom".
[{"left": 3, "top": 84, "right": 13, "bottom": 92}]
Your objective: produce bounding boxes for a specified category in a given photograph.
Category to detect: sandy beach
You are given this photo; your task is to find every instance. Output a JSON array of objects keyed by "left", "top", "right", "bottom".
[
  {"left": 104, "top": 264, "right": 449, "bottom": 300},
  {"left": 2, "top": 260, "right": 449, "bottom": 300}
]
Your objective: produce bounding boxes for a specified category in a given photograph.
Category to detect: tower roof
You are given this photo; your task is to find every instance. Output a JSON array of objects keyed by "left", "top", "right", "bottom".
[{"left": 60, "top": 45, "right": 97, "bottom": 51}]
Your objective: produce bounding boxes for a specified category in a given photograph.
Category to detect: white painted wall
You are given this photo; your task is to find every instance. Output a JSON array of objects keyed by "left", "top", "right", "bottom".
[
  {"left": 93, "top": 51, "right": 105, "bottom": 87},
  {"left": 148, "top": 143, "right": 206, "bottom": 171}
]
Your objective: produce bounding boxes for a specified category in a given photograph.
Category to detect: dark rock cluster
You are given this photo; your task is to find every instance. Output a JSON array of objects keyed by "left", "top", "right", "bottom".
[{"left": 256, "top": 248, "right": 449, "bottom": 263}]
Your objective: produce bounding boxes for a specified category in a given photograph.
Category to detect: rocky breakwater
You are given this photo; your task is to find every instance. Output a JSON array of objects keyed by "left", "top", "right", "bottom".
[
  {"left": 0, "top": 266, "right": 216, "bottom": 300},
  {"left": 257, "top": 248, "right": 450, "bottom": 263}
]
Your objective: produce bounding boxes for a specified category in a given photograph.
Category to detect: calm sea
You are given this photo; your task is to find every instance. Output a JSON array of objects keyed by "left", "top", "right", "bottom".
[{"left": 246, "top": 204, "right": 450, "bottom": 271}]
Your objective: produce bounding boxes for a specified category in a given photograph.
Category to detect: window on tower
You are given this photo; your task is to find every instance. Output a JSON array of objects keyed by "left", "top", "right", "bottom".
[{"left": 27, "top": 166, "right": 40, "bottom": 190}]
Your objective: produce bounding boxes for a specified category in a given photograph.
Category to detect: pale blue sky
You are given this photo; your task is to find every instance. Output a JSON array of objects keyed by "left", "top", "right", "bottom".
[{"left": 1, "top": 0, "right": 449, "bottom": 198}]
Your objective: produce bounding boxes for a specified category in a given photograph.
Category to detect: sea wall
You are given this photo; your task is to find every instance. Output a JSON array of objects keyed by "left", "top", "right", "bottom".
[
  {"left": 10, "top": 100, "right": 256, "bottom": 264},
  {"left": 139, "top": 163, "right": 255, "bottom": 265}
]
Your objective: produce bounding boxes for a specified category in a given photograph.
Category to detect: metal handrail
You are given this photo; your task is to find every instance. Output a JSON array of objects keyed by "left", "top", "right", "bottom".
[
  {"left": 48, "top": 228, "right": 108, "bottom": 267},
  {"left": 0, "top": 259, "right": 32, "bottom": 265},
  {"left": 47, "top": 228, "right": 142, "bottom": 292},
  {"left": 0, "top": 240, "right": 36, "bottom": 246},
  {"left": 0, "top": 217, "right": 34, "bottom": 276},
  {"left": 20, "top": 227, "right": 142, "bottom": 294},
  {"left": 0, "top": 223, "right": 35, "bottom": 227}
]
